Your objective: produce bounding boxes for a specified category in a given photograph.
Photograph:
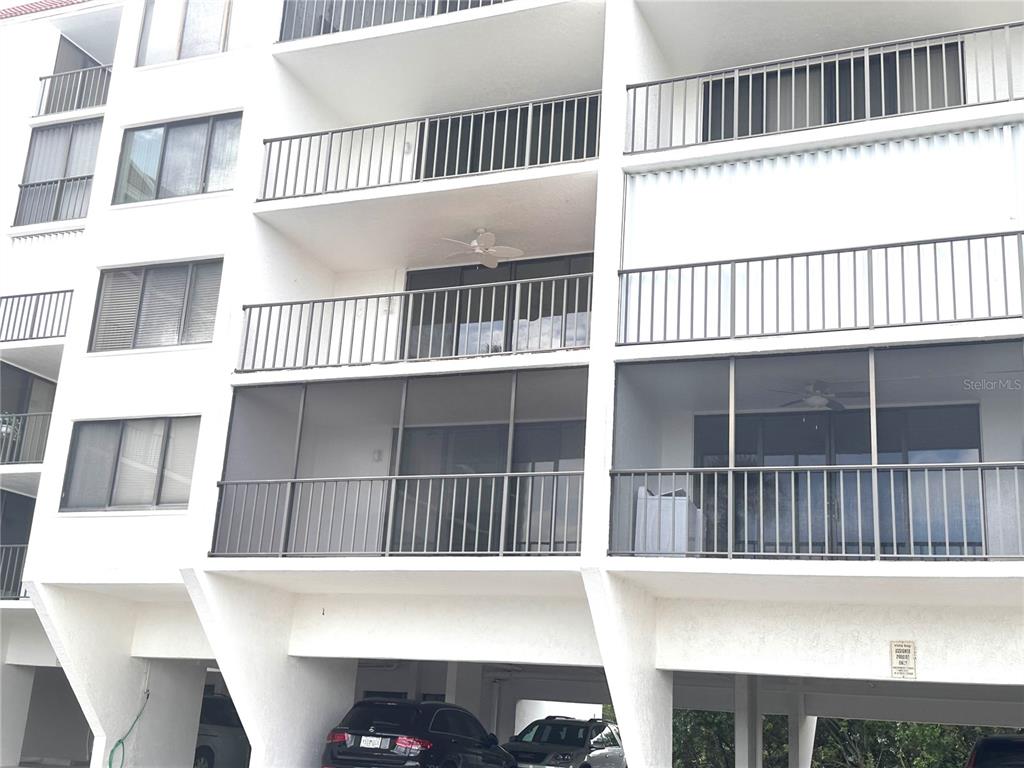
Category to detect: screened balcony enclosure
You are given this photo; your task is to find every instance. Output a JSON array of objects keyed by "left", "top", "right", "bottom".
[
  {"left": 611, "top": 341, "right": 1024, "bottom": 559},
  {"left": 238, "top": 255, "right": 592, "bottom": 371},
  {"left": 0, "top": 362, "right": 55, "bottom": 465},
  {"left": 0, "top": 490, "right": 34, "bottom": 599},
  {"left": 214, "top": 368, "right": 587, "bottom": 556},
  {"left": 626, "top": 22, "right": 1024, "bottom": 153}
]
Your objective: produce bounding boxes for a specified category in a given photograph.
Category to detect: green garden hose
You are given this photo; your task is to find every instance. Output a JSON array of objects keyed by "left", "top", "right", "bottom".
[{"left": 108, "top": 689, "right": 150, "bottom": 768}]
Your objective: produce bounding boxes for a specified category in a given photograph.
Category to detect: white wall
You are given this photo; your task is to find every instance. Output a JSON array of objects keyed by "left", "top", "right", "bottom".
[{"left": 624, "top": 123, "right": 1024, "bottom": 270}]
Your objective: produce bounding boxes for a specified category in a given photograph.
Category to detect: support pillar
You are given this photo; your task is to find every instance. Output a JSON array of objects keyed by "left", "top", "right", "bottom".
[
  {"left": 183, "top": 569, "right": 358, "bottom": 768},
  {"left": 583, "top": 570, "right": 672, "bottom": 768},
  {"left": 29, "top": 583, "right": 205, "bottom": 768},
  {"left": 734, "top": 675, "right": 762, "bottom": 768},
  {"left": 0, "top": 663, "right": 35, "bottom": 768},
  {"left": 445, "top": 661, "right": 483, "bottom": 712},
  {"left": 788, "top": 694, "right": 816, "bottom": 768}
]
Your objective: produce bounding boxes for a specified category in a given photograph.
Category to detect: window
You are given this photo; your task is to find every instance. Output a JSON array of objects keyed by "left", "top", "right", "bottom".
[
  {"left": 90, "top": 260, "right": 222, "bottom": 351},
  {"left": 137, "top": 0, "right": 230, "bottom": 66},
  {"left": 62, "top": 416, "right": 200, "bottom": 510},
  {"left": 113, "top": 114, "right": 241, "bottom": 203},
  {"left": 15, "top": 118, "right": 102, "bottom": 225},
  {"left": 701, "top": 42, "right": 964, "bottom": 141}
]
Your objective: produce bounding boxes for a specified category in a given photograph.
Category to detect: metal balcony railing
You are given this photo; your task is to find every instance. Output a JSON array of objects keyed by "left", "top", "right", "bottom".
[
  {"left": 37, "top": 66, "right": 111, "bottom": 115},
  {"left": 14, "top": 175, "right": 93, "bottom": 226},
  {"left": 212, "top": 471, "right": 584, "bottom": 556},
  {"left": 0, "top": 413, "right": 51, "bottom": 464},
  {"left": 626, "top": 22, "right": 1024, "bottom": 153},
  {"left": 618, "top": 232, "right": 1024, "bottom": 345},
  {"left": 259, "top": 91, "right": 601, "bottom": 200},
  {"left": 610, "top": 462, "right": 1024, "bottom": 559},
  {"left": 280, "top": 0, "right": 512, "bottom": 41},
  {"left": 0, "top": 290, "right": 72, "bottom": 342},
  {"left": 0, "top": 545, "right": 28, "bottom": 599},
  {"left": 239, "top": 273, "right": 592, "bottom": 371}
]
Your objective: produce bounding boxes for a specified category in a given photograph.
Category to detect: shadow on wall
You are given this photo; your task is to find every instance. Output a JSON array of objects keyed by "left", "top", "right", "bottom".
[{"left": 21, "top": 666, "right": 91, "bottom": 766}]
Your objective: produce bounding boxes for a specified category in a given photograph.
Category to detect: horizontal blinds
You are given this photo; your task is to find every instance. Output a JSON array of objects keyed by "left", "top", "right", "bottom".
[
  {"left": 63, "top": 421, "right": 120, "bottom": 508},
  {"left": 159, "top": 416, "right": 200, "bottom": 504},
  {"left": 91, "top": 268, "right": 143, "bottom": 351},
  {"left": 111, "top": 418, "right": 166, "bottom": 506},
  {"left": 134, "top": 264, "right": 190, "bottom": 347},
  {"left": 181, "top": 261, "right": 222, "bottom": 343}
]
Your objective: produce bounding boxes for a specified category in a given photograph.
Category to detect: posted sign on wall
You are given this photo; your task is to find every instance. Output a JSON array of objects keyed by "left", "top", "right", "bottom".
[{"left": 890, "top": 640, "right": 917, "bottom": 679}]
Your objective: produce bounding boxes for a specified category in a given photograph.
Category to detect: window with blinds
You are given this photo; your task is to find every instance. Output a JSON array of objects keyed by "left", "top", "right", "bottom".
[
  {"left": 90, "top": 260, "right": 222, "bottom": 351},
  {"left": 61, "top": 416, "right": 200, "bottom": 510},
  {"left": 14, "top": 118, "right": 102, "bottom": 225}
]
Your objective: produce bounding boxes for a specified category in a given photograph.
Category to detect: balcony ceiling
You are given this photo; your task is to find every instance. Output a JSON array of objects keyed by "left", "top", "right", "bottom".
[
  {"left": 635, "top": 0, "right": 1023, "bottom": 81},
  {"left": 0, "top": 472, "right": 39, "bottom": 497},
  {"left": 272, "top": 0, "right": 605, "bottom": 129},
  {"left": 0, "top": 343, "right": 62, "bottom": 381},
  {"left": 254, "top": 164, "right": 598, "bottom": 271}
]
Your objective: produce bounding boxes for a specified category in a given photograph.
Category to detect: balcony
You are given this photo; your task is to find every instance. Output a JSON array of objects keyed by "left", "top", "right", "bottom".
[
  {"left": 279, "top": 0, "right": 513, "bottom": 41},
  {"left": 0, "top": 413, "right": 51, "bottom": 465},
  {"left": 258, "top": 91, "right": 600, "bottom": 201},
  {"left": 625, "top": 22, "right": 1024, "bottom": 154},
  {"left": 0, "top": 544, "right": 28, "bottom": 599},
  {"left": 0, "top": 290, "right": 73, "bottom": 343},
  {"left": 36, "top": 65, "right": 110, "bottom": 116},
  {"left": 212, "top": 368, "right": 587, "bottom": 557},
  {"left": 610, "top": 341, "right": 1024, "bottom": 560},
  {"left": 238, "top": 271, "right": 591, "bottom": 371},
  {"left": 618, "top": 232, "right": 1023, "bottom": 345}
]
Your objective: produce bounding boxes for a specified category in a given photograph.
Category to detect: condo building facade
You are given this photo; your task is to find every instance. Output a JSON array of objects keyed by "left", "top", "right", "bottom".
[{"left": 0, "top": 0, "right": 1022, "bottom": 766}]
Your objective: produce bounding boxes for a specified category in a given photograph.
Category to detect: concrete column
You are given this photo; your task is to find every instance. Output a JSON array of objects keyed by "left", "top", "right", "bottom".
[
  {"left": 183, "top": 569, "right": 358, "bottom": 768},
  {"left": 29, "top": 583, "right": 205, "bottom": 768},
  {"left": 583, "top": 570, "right": 672, "bottom": 768},
  {"left": 0, "top": 663, "right": 35, "bottom": 768},
  {"left": 445, "top": 661, "right": 483, "bottom": 712},
  {"left": 734, "top": 675, "right": 762, "bottom": 768},
  {"left": 788, "top": 694, "right": 816, "bottom": 768},
  {"left": 404, "top": 660, "right": 422, "bottom": 701}
]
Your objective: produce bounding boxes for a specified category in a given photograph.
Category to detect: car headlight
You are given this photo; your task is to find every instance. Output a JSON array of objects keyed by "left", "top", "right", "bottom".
[{"left": 548, "top": 753, "right": 575, "bottom": 766}]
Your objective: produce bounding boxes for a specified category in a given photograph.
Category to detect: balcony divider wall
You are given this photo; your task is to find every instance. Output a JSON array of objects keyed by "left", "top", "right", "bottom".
[
  {"left": 213, "top": 368, "right": 587, "bottom": 556},
  {"left": 626, "top": 21, "right": 1024, "bottom": 153},
  {"left": 610, "top": 341, "right": 1024, "bottom": 560}
]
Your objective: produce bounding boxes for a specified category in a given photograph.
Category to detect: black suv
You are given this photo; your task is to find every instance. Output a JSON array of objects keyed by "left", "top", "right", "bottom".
[
  {"left": 967, "top": 735, "right": 1024, "bottom": 767},
  {"left": 322, "top": 698, "right": 515, "bottom": 768},
  {"left": 503, "top": 717, "right": 626, "bottom": 767}
]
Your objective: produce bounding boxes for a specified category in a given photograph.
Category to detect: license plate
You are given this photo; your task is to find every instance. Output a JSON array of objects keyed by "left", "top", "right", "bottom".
[{"left": 360, "top": 736, "right": 383, "bottom": 749}]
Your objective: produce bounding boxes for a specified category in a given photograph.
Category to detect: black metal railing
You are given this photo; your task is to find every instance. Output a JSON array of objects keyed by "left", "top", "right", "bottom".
[
  {"left": 238, "top": 273, "right": 592, "bottom": 371},
  {"left": 618, "top": 232, "right": 1024, "bottom": 344},
  {"left": 0, "top": 545, "right": 28, "bottom": 599},
  {"left": 37, "top": 66, "right": 111, "bottom": 115},
  {"left": 14, "top": 175, "right": 93, "bottom": 226},
  {"left": 259, "top": 91, "right": 600, "bottom": 200},
  {"left": 610, "top": 462, "right": 1024, "bottom": 559},
  {"left": 0, "top": 290, "right": 72, "bottom": 342},
  {"left": 626, "top": 22, "right": 1024, "bottom": 153},
  {"left": 280, "top": 0, "right": 512, "bottom": 41},
  {"left": 212, "top": 471, "right": 584, "bottom": 556},
  {"left": 0, "top": 413, "right": 51, "bottom": 464}
]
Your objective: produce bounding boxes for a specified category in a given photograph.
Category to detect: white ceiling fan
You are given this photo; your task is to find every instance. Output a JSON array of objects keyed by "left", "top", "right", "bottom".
[
  {"left": 442, "top": 228, "right": 523, "bottom": 269},
  {"left": 772, "top": 380, "right": 868, "bottom": 411}
]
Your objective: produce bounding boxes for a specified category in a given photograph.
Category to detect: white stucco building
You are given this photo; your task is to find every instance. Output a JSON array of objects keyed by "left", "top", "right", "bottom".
[{"left": 0, "top": 1, "right": 1022, "bottom": 767}]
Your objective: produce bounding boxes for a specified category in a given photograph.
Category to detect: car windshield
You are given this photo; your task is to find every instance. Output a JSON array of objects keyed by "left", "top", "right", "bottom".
[
  {"left": 342, "top": 703, "right": 419, "bottom": 733},
  {"left": 517, "top": 721, "right": 589, "bottom": 747},
  {"left": 973, "top": 740, "right": 1024, "bottom": 767}
]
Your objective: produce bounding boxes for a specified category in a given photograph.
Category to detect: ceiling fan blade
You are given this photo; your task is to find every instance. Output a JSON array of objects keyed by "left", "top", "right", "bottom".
[
  {"left": 480, "top": 252, "right": 500, "bottom": 269},
  {"left": 490, "top": 246, "right": 524, "bottom": 259},
  {"left": 833, "top": 390, "right": 868, "bottom": 398},
  {"left": 766, "top": 388, "right": 805, "bottom": 396},
  {"left": 445, "top": 251, "right": 475, "bottom": 261},
  {"left": 442, "top": 237, "right": 473, "bottom": 248},
  {"left": 825, "top": 399, "right": 846, "bottom": 411},
  {"left": 777, "top": 399, "right": 806, "bottom": 408},
  {"left": 475, "top": 231, "right": 496, "bottom": 249}
]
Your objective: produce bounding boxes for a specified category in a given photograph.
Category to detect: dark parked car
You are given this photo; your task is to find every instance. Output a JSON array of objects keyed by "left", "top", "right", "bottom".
[
  {"left": 503, "top": 717, "right": 625, "bottom": 768},
  {"left": 322, "top": 698, "right": 515, "bottom": 767},
  {"left": 968, "top": 735, "right": 1024, "bottom": 767}
]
